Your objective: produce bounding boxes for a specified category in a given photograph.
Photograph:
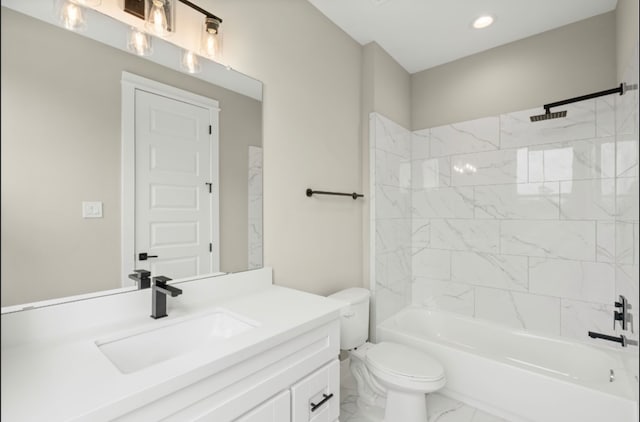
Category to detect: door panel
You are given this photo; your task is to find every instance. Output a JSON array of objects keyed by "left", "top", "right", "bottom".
[{"left": 135, "top": 89, "right": 212, "bottom": 279}]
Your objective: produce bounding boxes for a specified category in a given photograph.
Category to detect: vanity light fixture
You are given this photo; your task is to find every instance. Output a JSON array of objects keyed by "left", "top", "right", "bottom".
[
  {"left": 127, "top": 27, "right": 153, "bottom": 56},
  {"left": 181, "top": 49, "right": 201, "bottom": 73},
  {"left": 472, "top": 15, "right": 494, "bottom": 29},
  {"left": 145, "top": 0, "right": 174, "bottom": 37},
  {"left": 133, "top": 0, "right": 223, "bottom": 58}
]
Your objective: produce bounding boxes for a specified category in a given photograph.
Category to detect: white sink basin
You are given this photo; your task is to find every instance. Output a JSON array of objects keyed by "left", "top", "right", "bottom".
[{"left": 96, "top": 309, "right": 257, "bottom": 374}]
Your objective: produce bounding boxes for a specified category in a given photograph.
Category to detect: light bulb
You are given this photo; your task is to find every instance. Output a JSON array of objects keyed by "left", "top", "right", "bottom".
[
  {"left": 181, "top": 50, "right": 201, "bottom": 74},
  {"left": 127, "top": 28, "right": 152, "bottom": 56},
  {"left": 58, "top": 0, "right": 86, "bottom": 31},
  {"left": 201, "top": 17, "right": 222, "bottom": 60},
  {"left": 146, "top": 0, "right": 170, "bottom": 37}
]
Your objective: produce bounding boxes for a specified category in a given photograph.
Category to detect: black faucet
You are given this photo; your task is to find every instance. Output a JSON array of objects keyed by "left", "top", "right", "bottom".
[
  {"left": 588, "top": 331, "right": 628, "bottom": 347},
  {"left": 128, "top": 269, "right": 151, "bottom": 289},
  {"left": 150, "top": 276, "right": 182, "bottom": 319}
]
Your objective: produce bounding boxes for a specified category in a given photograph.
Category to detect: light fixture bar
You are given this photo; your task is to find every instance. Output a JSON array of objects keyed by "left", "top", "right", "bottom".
[{"left": 177, "top": 0, "right": 222, "bottom": 23}]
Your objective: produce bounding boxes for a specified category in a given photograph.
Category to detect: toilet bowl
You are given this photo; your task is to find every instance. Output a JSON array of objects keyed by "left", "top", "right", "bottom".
[{"left": 328, "top": 288, "right": 446, "bottom": 422}]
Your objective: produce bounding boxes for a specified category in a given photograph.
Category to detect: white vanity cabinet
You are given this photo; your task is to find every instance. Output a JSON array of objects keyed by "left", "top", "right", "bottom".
[
  {"left": 235, "top": 359, "right": 339, "bottom": 422},
  {"left": 112, "top": 319, "right": 340, "bottom": 422},
  {"left": 235, "top": 390, "right": 291, "bottom": 422}
]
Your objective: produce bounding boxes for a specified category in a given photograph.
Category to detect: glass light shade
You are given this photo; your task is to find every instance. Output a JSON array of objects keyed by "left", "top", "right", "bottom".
[
  {"left": 201, "top": 18, "right": 222, "bottom": 60},
  {"left": 127, "top": 28, "right": 153, "bottom": 56},
  {"left": 181, "top": 50, "right": 201, "bottom": 74},
  {"left": 145, "top": 0, "right": 174, "bottom": 37},
  {"left": 57, "top": 0, "right": 87, "bottom": 31}
]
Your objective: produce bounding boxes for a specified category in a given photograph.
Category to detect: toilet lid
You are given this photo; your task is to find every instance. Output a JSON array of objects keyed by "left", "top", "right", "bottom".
[{"left": 366, "top": 342, "right": 445, "bottom": 381}]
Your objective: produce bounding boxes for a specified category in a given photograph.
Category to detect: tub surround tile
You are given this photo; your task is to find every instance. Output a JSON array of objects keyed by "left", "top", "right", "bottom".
[
  {"left": 615, "top": 221, "right": 636, "bottom": 265},
  {"left": 500, "top": 102, "right": 596, "bottom": 149},
  {"left": 375, "top": 149, "right": 411, "bottom": 188},
  {"left": 450, "top": 149, "right": 525, "bottom": 187},
  {"left": 412, "top": 219, "right": 431, "bottom": 248},
  {"left": 412, "top": 187, "right": 474, "bottom": 219},
  {"left": 529, "top": 258, "right": 614, "bottom": 303},
  {"left": 412, "top": 278, "right": 475, "bottom": 316},
  {"left": 475, "top": 287, "right": 561, "bottom": 335},
  {"left": 375, "top": 185, "right": 411, "bottom": 219},
  {"left": 375, "top": 248, "right": 411, "bottom": 285},
  {"left": 413, "top": 156, "right": 451, "bottom": 189},
  {"left": 430, "top": 116, "right": 499, "bottom": 158},
  {"left": 451, "top": 252, "right": 528, "bottom": 292},
  {"left": 500, "top": 220, "right": 596, "bottom": 261},
  {"left": 616, "top": 176, "right": 639, "bottom": 221},
  {"left": 375, "top": 219, "right": 412, "bottom": 254},
  {"left": 474, "top": 182, "right": 560, "bottom": 220},
  {"left": 596, "top": 221, "right": 616, "bottom": 263},
  {"left": 412, "top": 129, "right": 430, "bottom": 160},
  {"left": 560, "top": 299, "right": 618, "bottom": 347},
  {"left": 375, "top": 279, "right": 410, "bottom": 325},
  {"left": 616, "top": 138, "right": 639, "bottom": 178},
  {"left": 559, "top": 178, "right": 616, "bottom": 220},
  {"left": 528, "top": 138, "right": 615, "bottom": 182},
  {"left": 430, "top": 220, "right": 499, "bottom": 253},
  {"left": 412, "top": 248, "right": 451, "bottom": 280}
]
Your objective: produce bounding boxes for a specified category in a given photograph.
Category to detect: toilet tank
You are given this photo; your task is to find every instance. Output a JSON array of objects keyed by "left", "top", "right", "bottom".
[{"left": 328, "top": 288, "right": 370, "bottom": 350}]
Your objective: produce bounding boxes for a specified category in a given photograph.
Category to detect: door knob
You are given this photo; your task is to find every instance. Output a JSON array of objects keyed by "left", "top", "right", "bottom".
[{"left": 138, "top": 252, "right": 158, "bottom": 261}]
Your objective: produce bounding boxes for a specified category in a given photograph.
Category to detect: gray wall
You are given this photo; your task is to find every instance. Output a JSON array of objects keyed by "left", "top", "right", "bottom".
[
  {"left": 0, "top": 8, "right": 261, "bottom": 306},
  {"left": 616, "top": 0, "right": 639, "bottom": 80},
  {"left": 210, "top": 0, "right": 364, "bottom": 296},
  {"left": 411, "top": 12, "right": 617, "bottom": 129}
]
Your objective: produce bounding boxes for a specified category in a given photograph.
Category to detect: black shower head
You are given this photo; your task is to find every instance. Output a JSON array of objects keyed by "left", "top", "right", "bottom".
[{"left": 529, "top": 110, "right": 567, "bottom": 122}]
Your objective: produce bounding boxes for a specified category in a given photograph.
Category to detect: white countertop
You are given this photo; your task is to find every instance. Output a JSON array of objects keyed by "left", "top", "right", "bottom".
[{"left": 1, "top": 269, "right": 343, "bottom": 421}]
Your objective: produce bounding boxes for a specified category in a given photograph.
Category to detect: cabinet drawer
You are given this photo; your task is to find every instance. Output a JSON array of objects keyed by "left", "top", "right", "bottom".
[
  {"left": 291, "top": 359, "right": 339, "bottom": 422},
  {"left": 235, "top": 390, "right": 290, "bottom": 422}
]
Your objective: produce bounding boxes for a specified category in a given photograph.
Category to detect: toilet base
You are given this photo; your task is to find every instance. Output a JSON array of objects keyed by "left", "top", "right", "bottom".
[{"left": 384, "top": 389, "right": 427, "bottom": 422}]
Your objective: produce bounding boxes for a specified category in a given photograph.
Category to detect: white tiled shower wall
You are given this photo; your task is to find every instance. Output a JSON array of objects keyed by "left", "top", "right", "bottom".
[{"left": 371, "top": 43, "right": 639, "bottom": 346}]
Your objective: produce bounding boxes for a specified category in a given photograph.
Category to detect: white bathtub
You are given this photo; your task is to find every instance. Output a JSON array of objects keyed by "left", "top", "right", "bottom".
[{"left": 377, "top": 307, "right": 639, "bottom": 422}]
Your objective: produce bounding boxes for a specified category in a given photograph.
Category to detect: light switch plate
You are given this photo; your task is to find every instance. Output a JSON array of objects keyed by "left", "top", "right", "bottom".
[{"left": 82, "top": 201, "right": 103, "bottom": 218}]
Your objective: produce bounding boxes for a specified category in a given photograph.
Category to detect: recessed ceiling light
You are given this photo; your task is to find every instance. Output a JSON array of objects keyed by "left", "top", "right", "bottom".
[{"left": 472, "top": 15, "right": 494, "bottom": 29}]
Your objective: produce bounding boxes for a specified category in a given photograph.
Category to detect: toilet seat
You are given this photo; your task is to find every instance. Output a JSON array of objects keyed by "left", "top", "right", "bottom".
[{"left": 366, "top": 342, "right": 446, "bottom": 393}]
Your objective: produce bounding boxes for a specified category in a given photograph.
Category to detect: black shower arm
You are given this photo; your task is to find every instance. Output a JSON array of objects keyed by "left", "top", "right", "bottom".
[{"left": 543, "top": 83, "right": 624, "bottom": 113}]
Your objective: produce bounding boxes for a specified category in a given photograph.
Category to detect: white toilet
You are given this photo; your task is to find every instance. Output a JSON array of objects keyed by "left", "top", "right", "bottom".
[{"left": 329, "top": 288, "right": 445, "bottom": 422}]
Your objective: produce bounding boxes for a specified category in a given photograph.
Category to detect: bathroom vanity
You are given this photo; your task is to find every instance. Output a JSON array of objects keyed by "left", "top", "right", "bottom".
[{"left": 1, "top": 268, "right": 342, "bottom": 421}]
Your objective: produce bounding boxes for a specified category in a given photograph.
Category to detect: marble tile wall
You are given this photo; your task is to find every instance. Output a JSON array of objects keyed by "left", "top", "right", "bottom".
[
  {"left": 370, "top": 113, "right": 412, "bottom": 327},
  {"left": 615, "top": 41, "right": 639, "bottom": 345},
  {"left": 248, "top": 146, "right": 263, "bottom": 270},
  {"left": 370, "top": 44, "right": 639, "bottom": 348},
  {"left": 410, "top": 75, "right": 639, "bottom": 346}
]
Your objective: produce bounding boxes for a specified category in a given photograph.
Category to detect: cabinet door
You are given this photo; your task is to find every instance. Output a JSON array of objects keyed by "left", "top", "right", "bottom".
[
  {"left": 291, "top": 359, "right": 340, "bottom": 422},
  {"left": 235, "top": 390, "right": 290, "bottom": 422}
]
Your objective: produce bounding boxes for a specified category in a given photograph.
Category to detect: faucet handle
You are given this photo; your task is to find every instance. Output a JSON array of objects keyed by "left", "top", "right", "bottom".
[
  {"left": 153, "top": 275, "right": 172, "bottom": 286},
  {"left": 129, "top": 269, "right": 151, "bottom": 289},
  {"left": 615, "top": 295, "right": 627, "bottom": 308}
]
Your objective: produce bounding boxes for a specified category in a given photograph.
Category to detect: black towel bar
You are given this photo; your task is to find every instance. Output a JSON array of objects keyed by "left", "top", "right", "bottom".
[{"left": 306, "top": 188, "right": 363, "bottom": 200}]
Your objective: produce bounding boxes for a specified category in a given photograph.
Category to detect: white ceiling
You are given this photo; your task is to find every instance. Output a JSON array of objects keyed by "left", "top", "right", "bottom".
[{"left": 307, "top": 0, "right": 618, "bottom": 74}]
